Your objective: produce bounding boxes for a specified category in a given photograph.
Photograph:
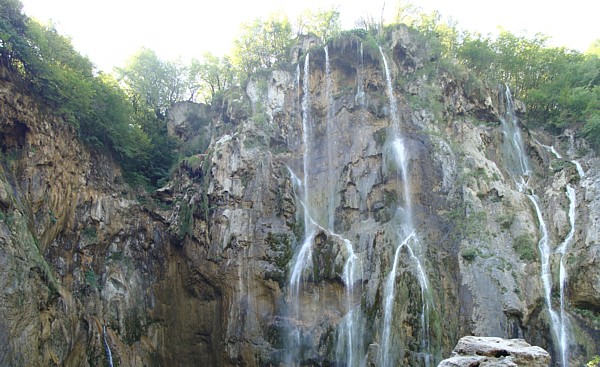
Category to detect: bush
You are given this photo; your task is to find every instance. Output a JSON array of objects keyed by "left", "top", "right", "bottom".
[
  {"left": 587, "top": 355, "right": 600, "bottom": 367},
  {"left": 513, "top": 234, "right": 537, "bottom": 262},
  {"left": 461, "top": 248, "right": 478, "bottom": 262}
]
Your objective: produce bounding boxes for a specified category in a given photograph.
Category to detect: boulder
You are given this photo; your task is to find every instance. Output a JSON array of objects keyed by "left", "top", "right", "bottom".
[{"left": 438, "top": 336, "right": 550, "bottom": 367}]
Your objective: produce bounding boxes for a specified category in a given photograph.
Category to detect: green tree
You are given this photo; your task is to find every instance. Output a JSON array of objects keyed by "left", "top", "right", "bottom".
[
  {"left": 231, "top": 13, "right": 293, "bottom": 76},
  {"left": 116, "top": 48, "right": 186, "bottom": 119},
  {"left": 587, "top": 39, "right": 600, "bottom": 56},
  {"left": 23, "top": 20, "right": 95, "bottom": 124},
  {"left": 588, "top": 355, "right": 600, "bottom": 367},
  {"left": 0, "top": 0, "right": 27, "bottom": 69},
  {"left": 188, "top": 52, "right": 236, "bottom": 103},
  {"left": 295, "top": 8, "right": 341, "bottom": 42}
]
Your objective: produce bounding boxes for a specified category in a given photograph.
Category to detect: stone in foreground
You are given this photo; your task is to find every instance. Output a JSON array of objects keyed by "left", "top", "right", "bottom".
[{"left": 438, "top": 336, "right": 550, "bottom": 367}]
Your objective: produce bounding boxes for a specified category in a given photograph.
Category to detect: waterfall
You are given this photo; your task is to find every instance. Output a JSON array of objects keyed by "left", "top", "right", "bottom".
[
  {"left": 528, "top": 194, "right": 562, "bottom": 359},
  {"left": 572, "top": 160, "right": 585, "bottom": 178},
  {"left": 502, "top": 85, "right": 571, "bottom": 366},
  {"left": 381, "top": 231, "right": 416, "bottom": 367},
  {"left": 536, "top": 140, "right": 563, "bottom": 159},
  {"left": 501, "top": 84, "right": 531, "bottom": 177},
  {"left": 286, "top": 54, "right": 315, "bottom": 364},
  {"left": 301, "top": 54, "right": 313, "bottom": 235},
  {"left": 288, "top": 53, "right": 315, "bottom": 320},
  {"left": 323, "top": 46, "right": 365, "bottom": 367},
  {"left": 355, "top": 43, "right": 366, "bottom": 107},
  {"left": 103, "top": 325, "right": 114, "bottom": 367},
  {"left": 335, "top": 235, "right": 365, "bottom": 367},
  {"left": 325, "top": 46, "right": 336, "bottom": 231},
  {"left": 556, "top": 184, "right": 576, "bottom": 366},
  {"left": 379, "top": 45, "right": 432, "bottom": 367},
  {"left": 288, "top": 50, "right": 364, "bottom": 366}
]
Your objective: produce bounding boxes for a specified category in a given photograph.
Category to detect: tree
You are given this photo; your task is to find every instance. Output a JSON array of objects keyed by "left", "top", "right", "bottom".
[
  {"left": 116, "top": 48, "right": 186, "bottom": 119},
  {"left": 188, "top": 52, "right": 236, "bottom": 103},
  {"left": 231, "top": 13, "right": 293, "bottom": 76},
  {"left": 295, "top": 8, "right": 341, "bottom": 42},
  {"left": 0, "top": 0, "right": 27, "bottom": 69},
  {"left": 23, "top": 20, "right": 95, "bottom": 124},
  {"left": 587, "top": 39, "right": 600, "bottom": 57}
]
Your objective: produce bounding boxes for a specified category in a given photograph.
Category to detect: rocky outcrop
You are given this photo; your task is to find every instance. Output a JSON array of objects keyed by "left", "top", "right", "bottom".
[{"left": 437, "top": 336, "right": 550, "bottom": 367}]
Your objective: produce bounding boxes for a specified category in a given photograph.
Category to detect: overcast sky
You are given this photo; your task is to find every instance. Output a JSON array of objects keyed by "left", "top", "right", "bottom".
[{"left": 19, "top": 0, "right": 600, "bottom": 72}]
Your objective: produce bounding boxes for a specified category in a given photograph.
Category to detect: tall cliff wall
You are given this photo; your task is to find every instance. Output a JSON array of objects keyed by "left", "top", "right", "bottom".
[{"left": 0, "top": 25, "right": 599, "bottom": 366}]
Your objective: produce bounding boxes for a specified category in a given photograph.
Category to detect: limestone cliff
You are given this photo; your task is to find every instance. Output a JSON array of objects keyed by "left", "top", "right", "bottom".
[{"left": 0, "top": 25, "right": 599, "bottom": 367}]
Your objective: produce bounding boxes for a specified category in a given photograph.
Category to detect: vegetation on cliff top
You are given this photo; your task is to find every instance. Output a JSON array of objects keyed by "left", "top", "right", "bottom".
[{"left": 1, "top": 0, "right": 599, "bottom": 188}]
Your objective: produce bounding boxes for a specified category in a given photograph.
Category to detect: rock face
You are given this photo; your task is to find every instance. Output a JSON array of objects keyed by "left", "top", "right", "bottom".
[
  {"left": 0, "top": 24, "right": 599, "bottom": 366},
  {"left": 438, "top": 336, "right": 550, "bottom": 367}
]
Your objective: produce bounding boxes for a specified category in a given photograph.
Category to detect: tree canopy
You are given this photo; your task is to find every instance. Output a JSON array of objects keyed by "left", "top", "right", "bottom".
[{"left": 231, "top": 13, "right": 293, "bottom": 76}]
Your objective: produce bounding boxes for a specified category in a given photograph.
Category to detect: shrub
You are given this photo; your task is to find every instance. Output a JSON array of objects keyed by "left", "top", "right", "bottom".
[{"left": 513, "top": 234, "right": 537, "bottom": 261}]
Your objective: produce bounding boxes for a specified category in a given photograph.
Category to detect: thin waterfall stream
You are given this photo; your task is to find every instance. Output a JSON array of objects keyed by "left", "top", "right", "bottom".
[
  {"left": 286, "top": 53, "right": 315, "bottom": 364},
  {"left": 556, "top": 184, "right": 576, "bottom": 366},
  {"left": 287, "top": 49, "right": 364, "bottom": 366},
  {"left": 379, "top": 45, "right": 432, "bottom": 367},
  {"left": 103, "top": 325, "right": 114, "bottom": 367},
  {"left": 501, "top": 84, "right": 572, "bottom": 366},
  {"left": 325, "top": 46, "right": 336, "bottom": 231}
]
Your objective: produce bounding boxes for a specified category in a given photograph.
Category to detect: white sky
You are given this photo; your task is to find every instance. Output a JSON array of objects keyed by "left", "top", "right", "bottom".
[{"left": 19, "top": 0, "right": 600, "bottom": 72}]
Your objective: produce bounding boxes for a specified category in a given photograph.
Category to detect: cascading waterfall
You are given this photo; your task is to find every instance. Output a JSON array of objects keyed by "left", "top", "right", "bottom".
[
  {"left": 555, "top": 184, "right": 576, "bottom": 366},
  {"left": 502, "top": 85, "right": 531, "bottom": 177},
  {"left": 501, "top": 84, "right": 570, "bottom": 366},
  {"left": 287, "top": 50, "right": 364, "bottom": 366},
  {"left": 103, "top": 325, "right": 114, "bottom": 367},
  {"left": 379, "top": 45, "right": 432, "bottom": 367},
  {"left": 335, "top": 234, "right": 365, "bottom": 367},
  {"left": 528, "top": 194, "right": 563, "bottom": 360},
  {"left": 572, "top": 160, "right": 585, "bottom": 178},
  {"left": 323, "top": 46, "right": 366, "bottom": 367},
  {"left": 286, "top": 54, "right": 315, "bottom": 364},
  {"left": 566, "top": 133, "right": 586, "bottom": 179},
  {"left": 536, "top": 140, "right": 562, "bottom": 159}
]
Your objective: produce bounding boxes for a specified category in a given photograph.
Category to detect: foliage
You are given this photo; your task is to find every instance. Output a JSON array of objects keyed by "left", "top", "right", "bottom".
[
  {"left": 21, "top": 20, "right": 95, "bottom": 125},
  {"left": 587, "top": 355, "right": 600, "bottom": 367},
  {"left": 231, "top": 13, "right": 293, "bottom": 76},
  {"left": 116, "top": 48, "right": 186, "bottom": 119},
  {"left": 84, "top": 269, "right": 99, "bottom": 289},
  {"left": 295, "top": 8, "right": 341, "bottom": 42},
  {"left": 461, "top": 248, "right": 478, "bottom": 262},
  {"left": 387, "top": 7, "right": 600, "bottom": 151},
  {"left": 0, "top": 1, "right": 178, "bottom": 189},
  {"left": 177, "top": 200, "right": 194, "bottom": 240},
  {"left": 188, "top": 52, "right": 237, "bottom": 103},
  {"left": 447, "top": 201, "right": 488, "bottom": 241},
  {"left": 81, "top": 225, "right": 97, "bottom": 242},
  {"left": 513, "top": 234, "right": 537, "bottom": 262},
  {"left": 0, "top": 0, "right": 28, "bottom": 69}
]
